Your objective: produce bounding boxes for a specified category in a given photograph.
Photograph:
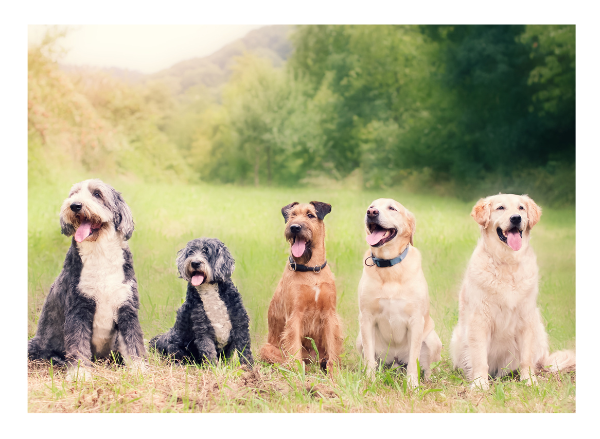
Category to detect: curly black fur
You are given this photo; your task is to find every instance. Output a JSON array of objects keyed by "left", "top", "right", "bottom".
[{"left": 149, "top": 238, "right": 253, "bottom": 366}]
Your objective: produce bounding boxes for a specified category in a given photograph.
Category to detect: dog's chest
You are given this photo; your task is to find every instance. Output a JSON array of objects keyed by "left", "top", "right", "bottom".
[
  {"left": 197, "top": 284, "right": 232, "bottom": 350},
  {"left": 77, "top": 237, "right": 132, "bottom": 354},
  {"left": 360, "top": 279, "right": 415, "bottom": 345},
  {"left": 476, "top": 257, "right": 538, "bottom": 310}
]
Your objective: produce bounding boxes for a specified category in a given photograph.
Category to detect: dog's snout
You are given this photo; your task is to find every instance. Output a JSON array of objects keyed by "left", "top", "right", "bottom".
[
  {"left": 367, "top": 208, "right": 379, "bottom": 218},
  {"left": 510, "top": 214, "right": 521, "bottom": 225},
  {"left": 191, "top": 261, "right": 201, "bottom": 270},
  {"left": 290, "top": 224, "right": 301, "bottom": 234},
  {"left": 70, "top": 202, "right": 82, "bottom": 213}
]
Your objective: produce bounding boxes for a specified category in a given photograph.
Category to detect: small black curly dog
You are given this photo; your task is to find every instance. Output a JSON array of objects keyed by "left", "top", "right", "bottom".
[{"left": 150, "top": 238, "right": 253, "bottom": 366}]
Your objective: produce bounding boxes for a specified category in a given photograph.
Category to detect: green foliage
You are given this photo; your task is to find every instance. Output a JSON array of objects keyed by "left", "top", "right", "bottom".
[
  {"left": 208, "top": 54, "right": 328, "bottom": 186},
  {"left": 286, "top": 25, "right": 575, "bottom": 204},
  {"left": 28, "top": 25, "right": 575, "bottom": 206},
  {"left": 28, "top": 29, "right": 191, "bottom": 186}
]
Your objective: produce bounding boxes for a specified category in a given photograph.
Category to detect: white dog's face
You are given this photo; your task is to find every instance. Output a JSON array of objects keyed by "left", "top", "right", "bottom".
[
  {"left": 365, "top": 198, "right": 415, "bottom": 249},
  {"left": 471, "top": 194, "right": 541, "bottom": 251},
  {"left": 60, "top": 179, "right": 134, "bottom": 243}
]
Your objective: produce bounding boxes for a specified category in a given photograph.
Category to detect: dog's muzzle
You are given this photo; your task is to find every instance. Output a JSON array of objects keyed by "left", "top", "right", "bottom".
[{"left": 189, "top": 261, "right": 207, "bottom": 286}]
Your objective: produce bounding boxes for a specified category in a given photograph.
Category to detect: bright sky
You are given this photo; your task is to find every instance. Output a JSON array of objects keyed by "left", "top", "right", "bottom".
[{"left": 28, "top": 25, "right": 265, "bottom": 74}]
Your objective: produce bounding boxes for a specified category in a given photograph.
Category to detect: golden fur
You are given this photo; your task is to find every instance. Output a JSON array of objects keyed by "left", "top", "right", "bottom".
[
  {"left": 356, "top": 198, "right": 442, "bottom": 388},
  {"left": 259, "top": 202, "right": 343, "bottom": 371},
  {"left": 450, "top": 194, "right": 575, "bottom": 390}
]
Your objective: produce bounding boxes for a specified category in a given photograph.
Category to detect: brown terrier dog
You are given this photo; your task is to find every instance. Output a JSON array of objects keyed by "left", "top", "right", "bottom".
[{"left": 260, "top": 201, "right": 342, "bottom": 371}]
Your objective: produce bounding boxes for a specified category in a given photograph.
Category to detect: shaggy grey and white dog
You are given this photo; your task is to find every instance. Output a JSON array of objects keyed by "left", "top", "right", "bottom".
[
  {"left": 150, "top": 238, "right": 253, "bottom": 366},
  {"left": 28, "top": 179, "right": 146, "bottom": 380}
]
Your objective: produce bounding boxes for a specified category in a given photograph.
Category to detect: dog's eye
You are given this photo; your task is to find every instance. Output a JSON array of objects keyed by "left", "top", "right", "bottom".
[
  {"left": 389, "top": 206, "right": 397, "bottom": 211},
  {"left": 307, "top": 213, "right": 315, "bottom": 219},
  {"left": 519, "top": 206, "right": 525, "bottom": 210},
  {"left": 497, "top": 206, "right": 504, "bottom": 210},
  {"left": 93, "top": 191, "right": 102, "bottom": 199}
]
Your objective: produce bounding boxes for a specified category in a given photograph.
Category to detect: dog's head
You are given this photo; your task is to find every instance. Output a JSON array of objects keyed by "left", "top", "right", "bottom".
[
  {"left": 176, "top": 238, "right": 235, "bottom": 286},
  {"left": 365, "top": 198, "right": 416, "bottom": 253},
  {"left": 282, "top": 201, "right": 331, "bottom": 265},
  {"left": 59, "top": 179, "right": 134, "bottom": 243},
  {"left": 471, "top": 193, "right": 542, "bottom": 252}
]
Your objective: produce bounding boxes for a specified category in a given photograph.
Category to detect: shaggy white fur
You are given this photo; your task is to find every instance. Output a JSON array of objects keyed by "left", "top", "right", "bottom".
[{"left": 196, "top": 283, "right": 232, "bottom": 350}]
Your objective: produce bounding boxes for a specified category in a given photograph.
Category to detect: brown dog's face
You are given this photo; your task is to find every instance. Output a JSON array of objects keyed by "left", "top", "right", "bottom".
[
  {"left": 365, "top": 198, "right": 416, "bottom": 250},
  {"left": 281, "top": 201, "right": 331, "bottom": 264},
  {"left": 471, "top": 194, "right": 542, "bottom": 251}
]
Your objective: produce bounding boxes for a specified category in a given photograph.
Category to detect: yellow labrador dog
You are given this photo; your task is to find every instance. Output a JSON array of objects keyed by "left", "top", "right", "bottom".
[
  {"left": 356, "top": 198, "right": 442, "bottom": 388},
  {"left": 450, "top": 194, "right": 575, "bottom": 390}
]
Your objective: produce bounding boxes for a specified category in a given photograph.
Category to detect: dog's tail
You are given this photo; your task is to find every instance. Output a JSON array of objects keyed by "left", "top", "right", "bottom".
[{"left": 542, "top": 350, "right": 576, "bottom": 372}]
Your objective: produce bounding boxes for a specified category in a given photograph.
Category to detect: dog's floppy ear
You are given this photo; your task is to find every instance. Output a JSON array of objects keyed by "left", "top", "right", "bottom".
[
  {"left": 60, "top": 217, "right": 76, "bottom": 237},
  {"left": 281, "top": 202, "right": 299, "bottom": 223},
  {"left": 405, "top": 208, "right": 416, "bottom": 246},
  {"left": 175, "top": 247, "right": 186, "bottom": 279},
  {"left": 521, "top": 194, "right": 542, "bottom": 229},
  {"left": 111, "top": 189, "right": 135, "bottom": 240},
  {"left": 471, "top": 197, "right": 491, "bottom": 229},
  {"left": 310, "top": 201, "right": 332, "bottom": 220},
  {"left": 213, "top": 240, "right": 235, "bottom": 282}
]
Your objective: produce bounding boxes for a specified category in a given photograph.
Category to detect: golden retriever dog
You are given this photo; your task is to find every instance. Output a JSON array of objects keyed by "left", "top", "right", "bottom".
[
  {"left": 356, "top": 198, "right": 442, "bottom": 388},
  {"left": 260, "top": 201, "right": 343, "bottom": 371},
  {"left": 450, "top": 194, "right": 575, "bottom": 390}
]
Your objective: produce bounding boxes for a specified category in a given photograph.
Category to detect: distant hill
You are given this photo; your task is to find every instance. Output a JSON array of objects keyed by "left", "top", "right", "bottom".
[
  {"left": 60, "top": 25, "right": 294, "bottom": 96},
  {"left": 59, "top": 64, "right": 146, "bottom": 84},
  {"left": 151, "top": 25, "right": 294, "bottom": 95}
]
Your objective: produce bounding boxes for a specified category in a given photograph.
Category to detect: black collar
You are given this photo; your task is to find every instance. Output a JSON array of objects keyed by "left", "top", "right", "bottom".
[
  {"left": 288, "top": 256, "right": 327, "bottom": 273},
  {"left": 365, "top": 245, "right": 410, "bottom": 268}
]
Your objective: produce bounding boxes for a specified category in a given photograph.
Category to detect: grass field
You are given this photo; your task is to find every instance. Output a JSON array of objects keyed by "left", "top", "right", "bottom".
[{"left": 27, "top": 180, "right": 576, "bottom": 412}]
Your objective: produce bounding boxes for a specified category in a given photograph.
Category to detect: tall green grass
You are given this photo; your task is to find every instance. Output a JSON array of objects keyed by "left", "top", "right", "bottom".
[{"left": 28, "top": 179, "right": 575, "bottom": 357}]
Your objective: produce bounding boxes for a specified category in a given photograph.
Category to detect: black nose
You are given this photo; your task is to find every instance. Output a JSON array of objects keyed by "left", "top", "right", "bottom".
[
  {"left": 290, "top": 224, "right": 301, "bottom": 234},
  {"left": 191, "top": 261, "right": 201, "bottom": 269},
  {"left": 510, "top": 214, "right": 521, "bottom": 225},
  {"left": 70, "top": 202, "right": 82, "bottom": 213},
  {"left": 367, "top": 208, "right": 379, "bottom": 218}
]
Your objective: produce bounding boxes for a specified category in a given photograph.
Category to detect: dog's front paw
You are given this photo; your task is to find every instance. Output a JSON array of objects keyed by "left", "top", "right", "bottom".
[
  {"left": 406, "top": 373, "right": 419, "bottom": 389},
  {"left": 520, "top": 371, "right": 538, "bottom": 386},
  {"left": 365, "top": 362, "right": 377, "bottom": 380},
  {"left": 129, "top": 359, "right": 148, "bottom": 375},
  {"left": 325, "top": 359, "right": 339, "bottom": 374},
  {"left": 66, "top": 365, "right": 92, "bottom": 382},
  {"left": 470, "top": 376, "right": 489, "bottom": 391}
]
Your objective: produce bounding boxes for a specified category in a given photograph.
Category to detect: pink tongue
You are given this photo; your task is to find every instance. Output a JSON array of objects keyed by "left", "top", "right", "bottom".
[
  {"left": 292, "top": 238, "right": 306, "bottom": 258},
  {"left": 507, "top": 230, "right": 522, "bottom": 251},
  {"left": 366, "top": 229, "right": 386, "bottom": 246},
  {"left": 75, "top": 220, "right": 92, "bottom": 243},
  {"left": 191, "top": 274, "right": 205, "bottom": 286}
]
